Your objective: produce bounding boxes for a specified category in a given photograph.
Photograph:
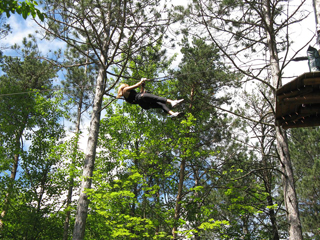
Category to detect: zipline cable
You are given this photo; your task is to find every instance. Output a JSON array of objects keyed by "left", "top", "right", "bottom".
[
  {"left": 0, "top": 60, "right": 306, "bottom": 98},
  {"left": 0, "top": 61, "right": 273, "bottom": 97},
  {"left": 0, "top": 88, "right": 60, "bottom": 97}
]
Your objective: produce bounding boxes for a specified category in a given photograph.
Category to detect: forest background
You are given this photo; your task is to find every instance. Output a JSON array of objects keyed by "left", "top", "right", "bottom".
[{"left": 0, "top": 0, "right": 319, "bottom": 240}]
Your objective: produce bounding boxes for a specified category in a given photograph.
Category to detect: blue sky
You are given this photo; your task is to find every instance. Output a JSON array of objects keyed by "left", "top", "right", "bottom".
[
  {"left": 2, "top": 14, "right": 66, "bottom": 56},
  {"left": 1, "top": 14, "right": 91, "bottom": 151},
  {"left": 2, "top": 0, "right": 316, "bottom": 82}
]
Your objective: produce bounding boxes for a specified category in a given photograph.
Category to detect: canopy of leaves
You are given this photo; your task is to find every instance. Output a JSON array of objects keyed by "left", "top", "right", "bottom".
[{"left": 0, "top": 0, "right": 45, "bottom": 20}]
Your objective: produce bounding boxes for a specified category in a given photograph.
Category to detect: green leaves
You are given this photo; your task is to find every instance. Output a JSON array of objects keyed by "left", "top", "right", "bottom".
[
  {"left": 87, "top": 168, "right": 159, "bottom": 239},
  {"left": 198, "top": 219, "right": 230, "bottom": 230},
  {"left": 0, "top": 38, "right": 66, "bottom": 239},
  {"left": 0, "top": 0, "right": 46, "bottom": 21},
  {"left": 289, "top": 127, "right": 320, "bottom": 236}
]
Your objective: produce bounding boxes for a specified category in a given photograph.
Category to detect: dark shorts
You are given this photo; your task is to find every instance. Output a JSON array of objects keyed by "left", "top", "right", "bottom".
[{"left": 135, "top": 93, "right": 170, "bottom": 113}]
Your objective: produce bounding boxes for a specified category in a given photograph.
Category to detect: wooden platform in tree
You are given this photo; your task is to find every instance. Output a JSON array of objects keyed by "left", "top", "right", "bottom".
[{"left": 276, "top": 72, "right": 320, "bottom": 129}]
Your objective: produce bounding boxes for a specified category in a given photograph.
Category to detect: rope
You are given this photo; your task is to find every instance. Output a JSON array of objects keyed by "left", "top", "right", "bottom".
[
  {"left": 0, "top": 74, "right": 175, "bottom": 98},
  {"left": 0, "top": 88, "right": 57, "bottom": 97},
  {"left": 142, "top": 70, "right": 213, "bottom": 82},
  {"left": 143, "top": 75, "right": 175, "bottom": 82},
  {"left": 0, "top": 64, "right": 304, "bottom": 97}
]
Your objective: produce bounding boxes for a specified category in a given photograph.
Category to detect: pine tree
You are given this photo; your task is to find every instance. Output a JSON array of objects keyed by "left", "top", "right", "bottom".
[
  {"left": 61, "top": 46, "right": 95, "bottom": 240},
  {"left": 0, "top": 37, "right": 58, "bottom": 230},
  {"left": 168, "top": 36, "right": 240, "bottom": 239},
  {"left": 86, "top": 42, "right": 176, "bottom": 239},
  {"left": 88, "top": 37, "right": 241, "bottom": 239},
  {"left": 289, "top": 127, "right": 320, "bottom": 238},
  {"left": 178, "top": 0, "right": 309, "bottom": 238},
  {"left": 0, "top": 15, "right": 10, "bottom": 49},
  {"left": 39, "top": 0, "right": 174, "bottom": 238}
]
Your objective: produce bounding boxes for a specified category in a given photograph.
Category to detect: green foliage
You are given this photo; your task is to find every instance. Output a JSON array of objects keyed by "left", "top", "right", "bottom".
[
  {"left": 0, "top": 38, "right": 67, "bottom": 239},
  {"left": 0, "top": 1, "right": 306, "bottom": 238},
  {"left": 0, "top": 37, "right": 57, "bottom": 164},
  {"left": 289, "top": 127, "right": 320, "bottom": 238},
  {"left": 0, "top": 91, "right": 67, "bottom": 239},
  {"left": 0, "top": 16, "right": 10, "bottom": 41},
  {"left": 87, "top": 171, "right": 160, "bottom": 239},
  {"left": 0, "top": 0, "right": 45, "bottom": 20},
  {"left": 209, "top": 87, "right": 287, "bottom": 239},
  {"left": 94, "top": 37, "right": 249, "bottom": 239},
  {"left": 198, "top": 219, "right": 229, "bottom": 230}
]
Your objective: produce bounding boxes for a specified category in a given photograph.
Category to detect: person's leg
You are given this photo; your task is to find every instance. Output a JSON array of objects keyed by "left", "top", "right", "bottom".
[
  {"left": 156, "top": 102, "right": 181, "bottom": 117},
  {"left": 138, "top": 93, "right": 167, "bottom": 104},
  {"left": 169, "top": 111, "right": 181, "bottom": 117},
  {"left": 146, "top": 102, "right": 180, "bottom": 116},
  {"left": 138, "top": 93, "right": 184, "bottom": 107},
  {"left": 155, "top": 102, "right": 170, "bottom": 113},
  {"left": 137, "top": 93, "right": 182, "bottom": 117},
  {"left": 167, "top": 99, "right": 184, "bottom": 107}
]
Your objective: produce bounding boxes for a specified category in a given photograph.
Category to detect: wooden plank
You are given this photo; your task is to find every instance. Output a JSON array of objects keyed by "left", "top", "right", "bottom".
[
  {"left": 277, "top": 72, "right": 320, "bottom": 95},
  {"left": 276, "top": 103, "right": 299, "bottom": 119},
  {"left": 300, "top": 106, "right": 320, "bottom": 114},
  {"left": 276, "top": 113, "right": 310, "bottom": 126},
  {"left": 303, "top": 77, "right": 320, "bottom": 85},
  {"left": 277, "top": 87, "right": 313, "bottom": 101},
  {"left": 275, "top": 72, "right": 320, "bottom": 129},
  {"left": 281, "top": 117, "right": 320, "bottom": 129},
  {"left": 283, "top": 96, "right": 320, "bottom": 104},
  {"left": 276, "top": 74, "right": 305, "bottom": 95}
]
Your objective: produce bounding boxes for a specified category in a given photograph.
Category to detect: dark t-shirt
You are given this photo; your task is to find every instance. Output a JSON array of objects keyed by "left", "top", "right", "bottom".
[{"left": 124, "top": 89, "right": 138, "bottom": 104}]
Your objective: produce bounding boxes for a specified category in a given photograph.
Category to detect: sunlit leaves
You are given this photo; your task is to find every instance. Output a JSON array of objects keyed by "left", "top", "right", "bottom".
[{"left": 0, "top": 0, "right": 46, "bottom": 21}]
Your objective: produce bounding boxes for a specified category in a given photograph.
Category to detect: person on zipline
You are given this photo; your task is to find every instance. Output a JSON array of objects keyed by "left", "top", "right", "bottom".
[{"left": 116, "top": 78, "right": 184, "bottom": 117}]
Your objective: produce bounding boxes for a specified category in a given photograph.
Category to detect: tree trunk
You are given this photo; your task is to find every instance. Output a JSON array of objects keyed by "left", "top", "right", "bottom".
[
  {"left": 260, "top": 123, "right": 280, "bottom": 240},
  {"left": 267, "top": 194, "right": 280, "bottom": 240},
  {"left": 172, "top": 158, "right": 186, "bottom": 239},
  {"left": 313, "top": 0, "right": 320, "bottom": 45},
  {"left": 263, "top": 1, "right": 303, "bottom": 239},
  {"left": 72, "top": 64, "right": 106, "bottom": 240},
  {"left": 193, "top": 170, "right": 201, "bottom": 240},
  {"left": 262, "top": 159, "right": 280, "bottom": 239},
  {"left": 262, "top": 156, "right": 280, "bottom": 240},
  {"left": 155, "top": 187, "right": 160, "bottom": 236},
  {"left": 275, "top": 128, "right": 303, "bottom": 239}
]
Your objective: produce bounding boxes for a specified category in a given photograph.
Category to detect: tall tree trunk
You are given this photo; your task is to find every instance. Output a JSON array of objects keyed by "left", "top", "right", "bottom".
[
  {"left": 261, "top": 123, "right": 280, "bottom": 240},
  {"left": 193, "top": 169, "right": 201, "bottom": 240},
  {"left": 313, "top": 0, "right": 320, "bottom": 45},
  {"left": 72, "top": 64, "right": 106, "bottom": 240},
  {"left": 72, "top": 0, "right": 113, "bottom": 236},
  {"left": 267, "top": 193, "right": 280, "bottom": 240},
  {"left": 263, "top": 1, "right": 303, "bottom": 239},
  {"left": 275, "top": 128, "right": 302, "bottom": 239},
  {"left": 155, "top": 186, "right": 160, "bottom": 236},
  {"left": 63, "top": 89, "right": 83, "bottom": 240},
  {"left": 172, "top": 158, "right": 186, "bottom": 239},
  {"left": 262, "top": 157, "right": 280, "bottom": 240}
]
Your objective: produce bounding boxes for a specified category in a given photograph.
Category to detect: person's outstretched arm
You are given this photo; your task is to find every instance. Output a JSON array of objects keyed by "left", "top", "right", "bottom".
[
  {"left": 123, "top": 78, "right": 146, "bottom": 92},
  {"left": 140, "top": 81, "right": 146, "bottom": 93}
]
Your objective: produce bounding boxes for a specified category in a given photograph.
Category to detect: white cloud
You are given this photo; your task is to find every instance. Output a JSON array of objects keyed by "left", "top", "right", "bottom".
[
  {"left": 3, "top": 15, "right": 36, "bottom": 46},
  {"left": 2, "top": 14, "right": 66, "bottom": 56}
]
